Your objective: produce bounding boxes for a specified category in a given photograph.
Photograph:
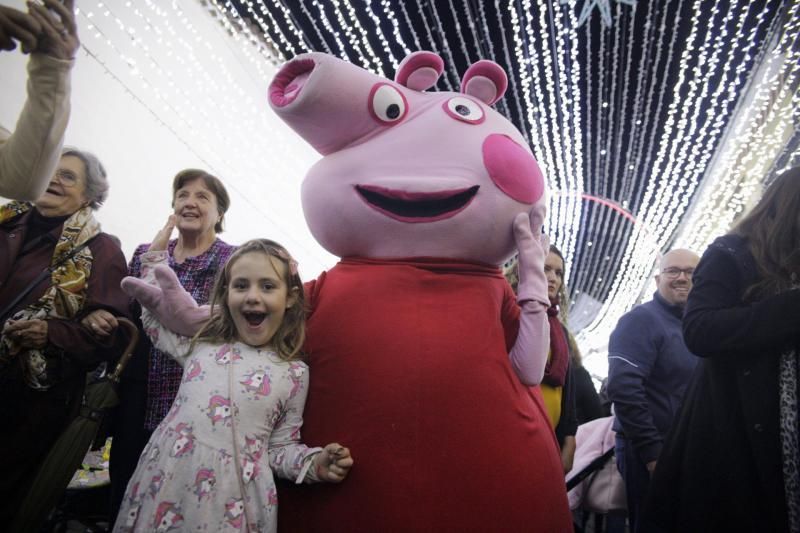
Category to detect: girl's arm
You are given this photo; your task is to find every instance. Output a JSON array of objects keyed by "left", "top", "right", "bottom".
[
  {"left": 266, "top": 363, "right": 353, "bottom": 484},
  {"left": 138, "top": 250, "right": 193, "bottom": 365},
  {"left": 267, "top": 363, "right": 322, "bottom": 482}
]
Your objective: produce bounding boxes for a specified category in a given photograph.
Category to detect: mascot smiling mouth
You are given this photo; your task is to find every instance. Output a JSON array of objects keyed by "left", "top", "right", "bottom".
[{"left": 355, "top": 185, "right": 479, "bottom": 223}]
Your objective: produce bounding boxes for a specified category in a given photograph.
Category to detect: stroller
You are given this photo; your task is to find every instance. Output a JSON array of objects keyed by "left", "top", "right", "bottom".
[{"left": 565, "top": 416, "right": 628, "bottom": 533}]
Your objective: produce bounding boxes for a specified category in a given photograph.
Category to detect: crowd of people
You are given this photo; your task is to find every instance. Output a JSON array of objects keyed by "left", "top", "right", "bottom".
[{"left": 1, "top": 1, "right": 798, "bottom": 532}]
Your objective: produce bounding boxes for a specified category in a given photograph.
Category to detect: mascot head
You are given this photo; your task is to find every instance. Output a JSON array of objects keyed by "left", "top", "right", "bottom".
[{"left": 269, "top": 52, "right": 546, "bottom": 266}]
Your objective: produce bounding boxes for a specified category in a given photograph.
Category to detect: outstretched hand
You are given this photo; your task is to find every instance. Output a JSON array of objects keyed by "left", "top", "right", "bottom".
[
  {"left": 313, "top": 443, "right": 353, "bottom": 483},
  {"left": 0, "top": 5, "right": 40, "bottom": 53},
  {"left": 512, "top": 206, "right": 550, "bottom": 307},
  {"left": 26, "top": 0, "right": 79, "bottom": 60},
  {"left": 121, "top": 265, "right": 211, "bottom": 337}
]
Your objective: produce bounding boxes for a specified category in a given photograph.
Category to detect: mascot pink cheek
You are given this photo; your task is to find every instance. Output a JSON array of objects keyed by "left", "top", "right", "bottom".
[{"left": 482, "top": 133, "right": 544, "bottom": 204}]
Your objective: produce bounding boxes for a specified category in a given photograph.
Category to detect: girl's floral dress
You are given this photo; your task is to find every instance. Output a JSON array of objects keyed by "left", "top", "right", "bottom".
[{"left": 114, "top": 253, "right": 320, "bottom": 533}]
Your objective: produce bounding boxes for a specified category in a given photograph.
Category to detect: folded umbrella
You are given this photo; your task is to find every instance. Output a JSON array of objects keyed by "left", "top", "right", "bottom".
[{"left": 10, "top": 318, "right": 139, "bottom": 533}]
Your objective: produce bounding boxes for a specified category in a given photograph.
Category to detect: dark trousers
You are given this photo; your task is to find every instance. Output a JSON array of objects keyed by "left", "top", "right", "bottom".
[
  {"left": 615, "top": 435, "right": 650, "bottom": 533},
  {"left": 108, "top": 378, "right": 152, "bottom": 527}
]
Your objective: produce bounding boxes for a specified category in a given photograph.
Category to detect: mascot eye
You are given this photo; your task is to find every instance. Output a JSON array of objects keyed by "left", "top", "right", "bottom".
[
  {"left": 369, "top": 83, "right": 408, "bottom": 125},
  {"left": 443, "top": 96, "right": 485, "bottom": 124}
]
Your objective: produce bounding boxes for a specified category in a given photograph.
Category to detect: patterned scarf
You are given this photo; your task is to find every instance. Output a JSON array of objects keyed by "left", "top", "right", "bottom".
[
  {"left": 542, "top": 298, "right": 569, "bottom": 388},
  {"left": 0, "top": 201, "right": 100, "bottom": 390}
]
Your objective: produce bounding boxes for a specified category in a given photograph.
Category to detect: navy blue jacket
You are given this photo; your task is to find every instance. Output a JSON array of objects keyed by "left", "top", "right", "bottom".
[{"left": 607, "top": 291, "right": 698, "bottom": 464}]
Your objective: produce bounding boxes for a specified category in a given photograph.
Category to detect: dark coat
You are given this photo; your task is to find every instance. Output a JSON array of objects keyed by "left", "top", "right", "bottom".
[
  {"left": 0, "top": 208, "right": 130, "bottom": 523},
  {"left": 644, "top": 234, "right": 800, "bottom": 532},
  {"left": 607, "top": 290, "right": 699, "bottom": 464},
  {"left": 572, "top": 364, "right": 604, "bottom": 425}
]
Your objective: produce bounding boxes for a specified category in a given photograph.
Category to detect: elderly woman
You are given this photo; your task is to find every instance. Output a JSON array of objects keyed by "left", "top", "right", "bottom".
[
  {"left": 83, "top": 168, "right": 236, "bottom": 523},
  {"left": 0, "top": 147, "right": 129, "bottom": 523}
]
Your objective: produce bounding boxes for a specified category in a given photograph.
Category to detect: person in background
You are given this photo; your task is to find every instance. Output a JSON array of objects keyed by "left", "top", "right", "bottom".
[
  {"left": 606, "top": 247, "right": 700, "bottom": 532},
  {"left": 0, "top": 147, "right": 129, "bottom": 523},
  {"left": 507, "top": 245, "right": 579, "bottom": 472},
  {"left": 82, "top": 169, "right": 236, "bottom": 525},
  {"left": 0, "top": 0, "right": 78, "bottom": 201},
  {"left": 566, "top": 332, "right": 604, "bottom": 425},
  {"left": 644, "top": 166, "right": 800, "bottom": 532}
]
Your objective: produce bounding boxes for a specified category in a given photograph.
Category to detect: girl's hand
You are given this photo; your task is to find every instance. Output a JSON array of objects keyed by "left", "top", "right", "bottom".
[
  {"left": 151, "top": 215, "right": 177, "bottom": 252},
  {"left": 81, "top": 309, "right": 118, "bottom": 337},
  {"left": 314, "top": 443, "right": 353, "bottom": 483}
]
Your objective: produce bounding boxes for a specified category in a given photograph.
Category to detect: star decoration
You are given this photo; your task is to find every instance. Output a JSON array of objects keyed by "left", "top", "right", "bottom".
[{"left": 560, "top": 0, "right": 637, "bottom": 28}]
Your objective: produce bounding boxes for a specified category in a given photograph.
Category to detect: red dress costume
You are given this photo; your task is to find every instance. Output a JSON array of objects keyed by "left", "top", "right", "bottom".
[{"left": 278, "top": 258, "right": 571, "bottom": 532}]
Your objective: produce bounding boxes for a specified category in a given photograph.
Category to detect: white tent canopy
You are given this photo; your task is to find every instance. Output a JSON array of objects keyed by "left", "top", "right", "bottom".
[{"left": 0, "top": 0, "right": 335, "bottom": 280}]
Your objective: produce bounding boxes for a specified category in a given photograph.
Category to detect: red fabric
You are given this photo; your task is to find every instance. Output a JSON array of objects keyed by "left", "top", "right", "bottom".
[
  {"left": 543, "top": 303, "right": 569, "bottom": 387},
  {"left": 279, "top": 258, "right": 572, "bottom": 532}
]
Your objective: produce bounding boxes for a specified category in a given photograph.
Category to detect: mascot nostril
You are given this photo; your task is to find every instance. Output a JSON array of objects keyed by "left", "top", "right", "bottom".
[{"left": 269, "top": 58, "right": 316, "bottom": 107}]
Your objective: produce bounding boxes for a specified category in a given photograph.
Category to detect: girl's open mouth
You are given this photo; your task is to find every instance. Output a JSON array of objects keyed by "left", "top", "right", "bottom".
[{"left": 243, "top": 312, "right": 267, "bottom": 326}]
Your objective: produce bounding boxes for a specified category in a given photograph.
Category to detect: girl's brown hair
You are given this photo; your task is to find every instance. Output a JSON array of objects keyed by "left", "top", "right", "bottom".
[
  {"left": 193, "top": 239, "right": 306, "bottom": 361},
  {"left": 732, "top": 166, "right": 800, "bottom": 299}
]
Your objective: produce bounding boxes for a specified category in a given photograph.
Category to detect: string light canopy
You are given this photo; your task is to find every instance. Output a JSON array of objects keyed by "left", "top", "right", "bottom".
[
  {"left": 67, "top": 0, "right": 798, "bottom": 377},
  {"left": 211, "top": 0, "right": 798, "bottom": 376}
]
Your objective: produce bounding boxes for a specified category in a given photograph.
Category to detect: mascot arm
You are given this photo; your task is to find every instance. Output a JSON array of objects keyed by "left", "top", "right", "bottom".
[
  {"left": 508, "top": 210, "right": 550, "bottom": 386},
  {"left": 121, "top": 261, "right": 211, "bottom": 337}
]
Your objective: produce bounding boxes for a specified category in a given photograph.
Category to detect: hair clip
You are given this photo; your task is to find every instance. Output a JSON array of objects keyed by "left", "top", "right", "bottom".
[{"left": 289, "top": 259, "right": 299, "bottom": 277}]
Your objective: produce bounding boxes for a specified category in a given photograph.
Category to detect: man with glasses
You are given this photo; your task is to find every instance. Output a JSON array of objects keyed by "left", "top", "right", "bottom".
[{"left": 606, "top": 248, "right": 700, "bottom": 532}]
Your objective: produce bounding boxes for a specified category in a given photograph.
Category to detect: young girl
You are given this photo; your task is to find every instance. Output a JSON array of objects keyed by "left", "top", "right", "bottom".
[{"left": 115, "top": 230, "right": 353, "bottom": 533}]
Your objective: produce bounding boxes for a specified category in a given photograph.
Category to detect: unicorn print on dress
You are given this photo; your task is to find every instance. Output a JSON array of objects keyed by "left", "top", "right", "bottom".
[
  {"left": 145, "top": 444, "right": 160, "bottom": 464},
  {"left": 153, "top": 501, "right": 183, "bottom": 532},
  {"left": 193, "top": 468, "right": 216, "bottom": 501},
  {"left": 214, "top": 344, "right": 242, "bottom": 365},
  {"left": 207, "top": 395, "right": 232, "bottom": 425},
  {"left": 224, "top": 497, "right": 245, "bottom": 529},
  {"left": 148, "top": 470, "right": 165, "bottom": 498},
  {"left": 287, "top": 362, "right": 305, "bottom": 399},
  {"left": 241, "top": 368, "right": 271, "bottom": 396},
  {"left": 170, "top": 423, "right": 195, "bottom": 457},
  {"left": 183, "top": 358, "right": 204, "bottom": 382},
  {"left": 244, "top": 435, "right": 264, "bottom": 458},
  {"left": 118, "top": 482, "right": 142, "bottom": 531},
  {"left": 241, "top": 456, "right": 260, "bottom": 484}
]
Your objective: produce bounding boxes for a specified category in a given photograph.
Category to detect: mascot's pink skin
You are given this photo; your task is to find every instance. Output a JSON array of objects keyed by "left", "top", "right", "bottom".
[{"left": 122, "top": 51, "right": 570, "bottom": 531}]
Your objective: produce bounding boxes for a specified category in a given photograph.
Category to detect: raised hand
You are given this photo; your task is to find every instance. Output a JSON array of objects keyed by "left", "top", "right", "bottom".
[
  {"left": 151, "top": 214, "right": 177, "bottom": 252},
  {"left": 0, "top": 5, "right": 41, "bottom": 53},
  {"left": 508, "top": 205, "right": 551, "bottom": 386},
  {"left": 512, "top": 206, "right": 550, "bottom": 307},
  {"left": 121, "top": 265, "right": 210, "bottom": 337},
  {"left": 26, "top": 0, "right": 79, "bottom": 60}
]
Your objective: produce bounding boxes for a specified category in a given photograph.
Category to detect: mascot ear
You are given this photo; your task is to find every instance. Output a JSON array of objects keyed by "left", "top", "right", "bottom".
[
  {"left": 461, "top": 60, "right": 508, "bottom": 105},
  {"left": 395, "top": 51, "right": 444, "bottom": 91}
]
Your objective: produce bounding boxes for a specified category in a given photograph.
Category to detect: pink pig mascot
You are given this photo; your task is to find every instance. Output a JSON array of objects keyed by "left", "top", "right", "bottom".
[{"left": 124, "top": 51, "right": 572, "bottom": 531}]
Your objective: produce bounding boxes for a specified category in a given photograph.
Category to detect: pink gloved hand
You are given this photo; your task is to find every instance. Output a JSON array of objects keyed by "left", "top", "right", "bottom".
[
  {"left": 121, "top": 264, "right": 211, "bottom": 337},
  {"left": 513, "top": 206, "right": 550, "bottom": 307},
  {"left": 508, "top": 206, "right": 550, "bottom": 385}
]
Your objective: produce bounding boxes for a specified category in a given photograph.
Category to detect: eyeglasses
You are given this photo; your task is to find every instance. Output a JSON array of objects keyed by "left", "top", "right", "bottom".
[
  {"left": 54, "top": 169, "right": 80, "bottom": 187},
  {"left": 661, "top": 267, "right": 694, "bottom": 279}
]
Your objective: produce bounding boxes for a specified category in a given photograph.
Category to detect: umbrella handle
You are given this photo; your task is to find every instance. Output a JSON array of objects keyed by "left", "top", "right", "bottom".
[{"left": 108, "top": 317, "right": 140, "bottom": 383}]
